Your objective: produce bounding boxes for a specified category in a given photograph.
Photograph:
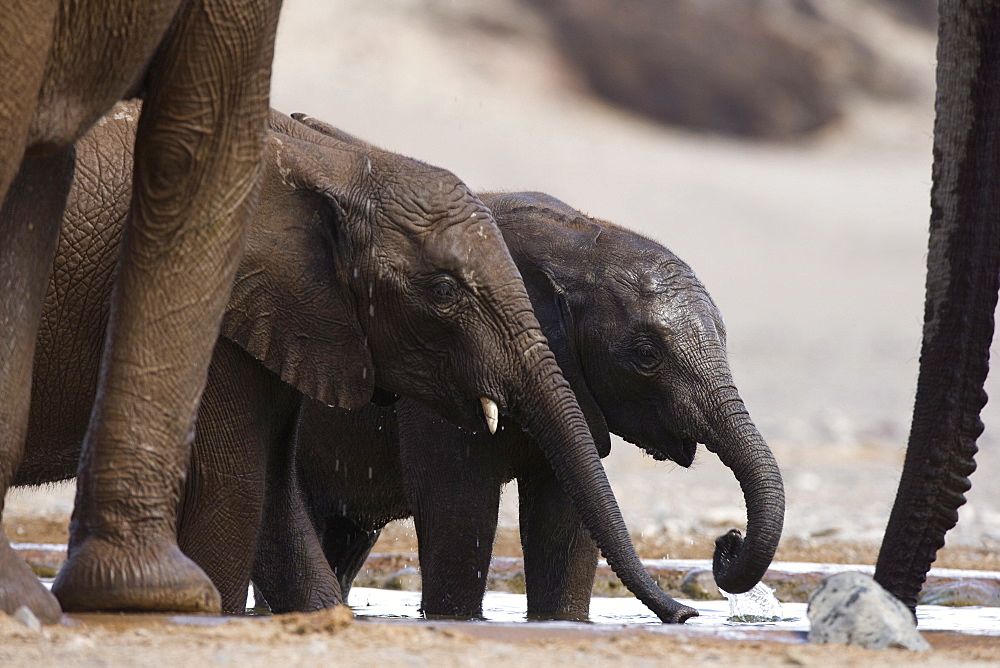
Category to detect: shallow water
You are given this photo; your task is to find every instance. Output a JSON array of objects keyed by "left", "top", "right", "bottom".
[
  {"left": 346, "top": 587, "right": 1000, "bottom": 636},
  {"left": 38, "top": 576, "right": 1000, "bottom": 636}
]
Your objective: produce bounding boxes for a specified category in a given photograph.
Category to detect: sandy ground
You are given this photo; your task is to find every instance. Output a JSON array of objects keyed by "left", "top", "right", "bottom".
[
  {"left": 4, "top": 0, "right": 1000, "bottom": 663},
  {"left": 3, "top": 608, "right": 1000, "bottom": 667}
]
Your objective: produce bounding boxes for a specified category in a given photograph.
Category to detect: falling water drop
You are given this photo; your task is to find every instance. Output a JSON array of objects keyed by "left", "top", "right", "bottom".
[
  {"left": 368, "top": 467, "right": 373, "bottom": 480},
  {"left": 335, "top": 459, "right": 340, "bottom": 472}
]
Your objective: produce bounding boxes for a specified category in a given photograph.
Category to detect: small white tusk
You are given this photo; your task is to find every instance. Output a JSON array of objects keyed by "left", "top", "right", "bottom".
[{"left": 480, "top": 397, "right": 499, "bottom": 435}]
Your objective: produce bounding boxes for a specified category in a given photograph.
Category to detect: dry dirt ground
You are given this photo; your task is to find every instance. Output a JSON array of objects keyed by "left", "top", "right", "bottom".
[
  {"left": 4, "top": 0, "right": 1000, "bottom": 664},
  {"left": 2, "top": 608, "right": 1000, "bottom": 668}
]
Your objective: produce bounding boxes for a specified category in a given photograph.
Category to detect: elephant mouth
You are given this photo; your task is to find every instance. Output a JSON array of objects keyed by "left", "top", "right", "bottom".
[
  {"left": 369, "top": 385, "right": 400, "bottom": 407},
  {"left": 638, "top": 437, "right": 697, "bottom": 468}
]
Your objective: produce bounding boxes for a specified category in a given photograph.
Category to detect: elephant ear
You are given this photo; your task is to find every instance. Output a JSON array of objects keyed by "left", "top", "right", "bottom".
[
  {"left": 532, "top": 267, "right": 613, "bottom": 458},
  {"left": 221, "top": 136, "right": 375, "bottom": 409}
]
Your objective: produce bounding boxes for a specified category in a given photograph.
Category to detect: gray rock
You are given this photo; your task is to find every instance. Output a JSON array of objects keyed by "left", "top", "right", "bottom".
[
  {"left": 807, "top": 572, "right": 929, "bottom": 651},
  {"left": 680, "top": 569, "right": 723, "bottom": 600},
  {"left": 12, "top": 606, "right": 41, "bottom": 632}
]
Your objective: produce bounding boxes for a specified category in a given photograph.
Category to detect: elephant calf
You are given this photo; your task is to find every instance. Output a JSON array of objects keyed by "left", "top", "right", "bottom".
[
  {"left": 22, "top": 103, "right": 700, "bottom": 623},
  {"left": 253, "top": 192, "right": 785, "bottom": 619}
]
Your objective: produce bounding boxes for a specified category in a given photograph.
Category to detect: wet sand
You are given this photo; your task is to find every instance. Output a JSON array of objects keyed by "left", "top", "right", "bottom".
[{"left": 2, "top": 605, "right": 1000, "bottom": 667}]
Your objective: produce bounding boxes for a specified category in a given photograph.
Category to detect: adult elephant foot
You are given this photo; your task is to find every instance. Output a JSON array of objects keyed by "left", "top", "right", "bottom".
[
  {"left": 0, "top": 536, "right": 63, "bottom": 624},
  {"left": 51, "top": 537, "right": 221, "bottom": 613}
]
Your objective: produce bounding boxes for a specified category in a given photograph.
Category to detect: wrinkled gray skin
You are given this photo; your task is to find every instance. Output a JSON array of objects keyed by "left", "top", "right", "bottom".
[
  {"left": 0, "top": 0, "right": 281, "bottom": 621},
  {"left": 253, "top": 193, "right": 784, "bottom": 619},
  {"left": 875, "top": 0, "right": 1000, "bottom": 616},
  {"left": 22, "top": 105, "right": 697, "bottom": 623}
]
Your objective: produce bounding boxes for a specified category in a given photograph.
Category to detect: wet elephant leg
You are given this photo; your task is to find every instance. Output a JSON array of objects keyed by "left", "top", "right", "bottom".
[
  {"left": 518, "top": 464, "right": 599, "bottom": 620},
  {"left": 252, "top": 421, "right": 343, "bottom": 614},
  {"left": 52, "top": 0, "right": 281, "bottom": 613},
  {"left": 398, "top": 405, "right": 501, "bottom": 618},
  {"left": 0, "top": 147, "right": 75, "bottom": 624},
  {"left": 321, "top": 518, "right": 381, "bottom": 601}
]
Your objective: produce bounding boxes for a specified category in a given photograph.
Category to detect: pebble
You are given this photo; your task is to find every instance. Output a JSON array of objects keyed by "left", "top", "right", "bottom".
[
  {"left": 680, "top": 569, "right": 723, "bottom": 600},
  {"left": 919, "top": 580, "right": 1000, "bottom": 607},
  {"left": 12, "top": 606, "right": 41, "bottom": 632}
]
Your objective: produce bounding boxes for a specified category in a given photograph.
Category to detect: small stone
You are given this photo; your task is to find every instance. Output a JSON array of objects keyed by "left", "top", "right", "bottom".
[
  {"left": 12, "top": 606, "right": 41, "bottom": 632},
  {"left": 66, "top": 635, "right": 96, "bottom": 650},
  {"left": 383, "top": 567, "right": 421, "bottom": 591},
  {"left": 807, "top": 572, "right": 929, "bottom": 651},
  {"left": 680, "top": 569, "right": 723, "bottom": 600},
  {"left": 782, "top": 650, "right": 810, "bottom": 666},
  {"left": 919, "top": 580, "right": 1000, "bottom": 607}
]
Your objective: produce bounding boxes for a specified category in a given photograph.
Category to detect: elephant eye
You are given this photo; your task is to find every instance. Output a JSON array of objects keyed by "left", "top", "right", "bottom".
[
  {"left": 430, "top": 275, "right": 460, "bottom": 308},
  {"left": 634, "top": 341, "right": 661, "bottom": 370}
]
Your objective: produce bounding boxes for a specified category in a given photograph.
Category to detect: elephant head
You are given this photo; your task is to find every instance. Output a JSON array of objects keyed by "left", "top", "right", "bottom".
[
  {"left": 483, "top": 191, "right": 785, "bottom": 594},
  {"left": 222, "top": 114, "right": 695, "bottom": 621}
]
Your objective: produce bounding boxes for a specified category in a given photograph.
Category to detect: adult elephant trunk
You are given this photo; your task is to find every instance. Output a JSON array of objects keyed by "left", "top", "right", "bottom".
[
  {"left": 509, "top": 335, "right": 696, "bottom": 623},
  {"left": 874, "top": 1, "right": 1000, "bottom": 613},
  {"left": 699, "top": 363, "right": 785, "bottom": 594}
]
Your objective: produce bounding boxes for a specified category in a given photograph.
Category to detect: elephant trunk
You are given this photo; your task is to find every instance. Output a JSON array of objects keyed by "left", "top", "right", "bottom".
[
  {"left": 874, "top": 1, "right": 1000, "bottom": 612},
  {"left": 701, "top": 374, "right": 784, "bottom": 594},
  {"left": 510, "top": 338, "right": 696, "bottom": 623}
]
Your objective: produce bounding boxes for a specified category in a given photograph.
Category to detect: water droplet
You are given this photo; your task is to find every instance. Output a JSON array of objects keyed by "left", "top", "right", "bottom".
[
  {"left": 368, "top": 467, "right": 373, "bottom": 479},
  {"left": 335, "top": 459, "right": 340, "bottom": 472}
]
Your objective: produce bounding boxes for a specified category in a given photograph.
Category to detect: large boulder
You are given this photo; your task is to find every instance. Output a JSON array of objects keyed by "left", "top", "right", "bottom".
[
  {"left": 807, "top": 572, "right": 929, "bottom": 651},
  {"left": 524, "top": 0, "right": 929, "bottom": 139}
]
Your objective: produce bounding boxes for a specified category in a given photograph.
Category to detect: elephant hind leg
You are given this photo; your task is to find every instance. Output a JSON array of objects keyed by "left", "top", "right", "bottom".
[{"left": 0, "top": 147, "right": 76, "bottom": 625}]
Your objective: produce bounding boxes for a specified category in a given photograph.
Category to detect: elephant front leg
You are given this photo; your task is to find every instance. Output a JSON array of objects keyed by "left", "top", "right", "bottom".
[
  {"left": 399, "top": 412, "right": 501, "bottom": 618},
  {"left": 518, "top": 466, "right": 599, "bottom": 621},
  {"left": 50, "top": 0, "right": 281, "bottom": 613},
  {"left": 0, "top": 148, "right": 76, "bottom": 625}
]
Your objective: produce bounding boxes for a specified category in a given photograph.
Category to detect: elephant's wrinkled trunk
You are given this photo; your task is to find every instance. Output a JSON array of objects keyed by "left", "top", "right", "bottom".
[
  {"left": 511, "top": 338, "right": 697, "bottom": 623},
  {"left": 702, "top": 378, "right": 784, "bottom": 594}
]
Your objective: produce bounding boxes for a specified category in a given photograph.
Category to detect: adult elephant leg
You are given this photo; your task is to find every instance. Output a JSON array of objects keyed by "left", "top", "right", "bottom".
[
  {"left": 51, "top": 0, "right": 281, "bottom": 612},
  {"left": 398, "top": 404, "right": 500, "bottom": 618},
  {"left": 320, "top": 518, "right": 381, "bottom": 601},
  {"left": 0, "top": 147, "right": 75, "bottom": 624},
  {"left": 518, "top": 463, "right": 599, "bottom": 621},
  {"left": 875, "top": 1, "right": 1000, "bottom": 613}
]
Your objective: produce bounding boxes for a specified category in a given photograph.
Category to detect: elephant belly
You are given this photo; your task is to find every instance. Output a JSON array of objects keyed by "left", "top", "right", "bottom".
[{"left": 27, "top": 1, "right": 184, "bottom": 152}]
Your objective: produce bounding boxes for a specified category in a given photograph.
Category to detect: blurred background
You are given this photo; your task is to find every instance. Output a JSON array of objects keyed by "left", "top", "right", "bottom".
[{"left": 7, "top": 0, "right": 999, "bottom": 562}]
